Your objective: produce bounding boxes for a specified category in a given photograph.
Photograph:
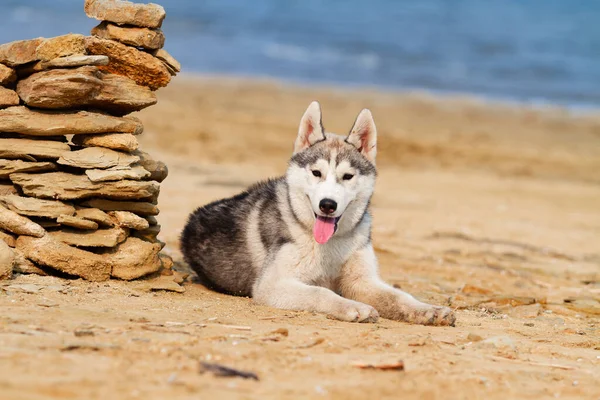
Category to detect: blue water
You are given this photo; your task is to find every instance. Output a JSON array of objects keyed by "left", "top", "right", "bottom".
[{"left": 1, "top": 0, "right": 599, "bottom": 107}]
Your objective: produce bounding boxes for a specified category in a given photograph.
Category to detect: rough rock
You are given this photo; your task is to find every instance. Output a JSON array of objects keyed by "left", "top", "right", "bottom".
[
  {"left": 132, "top": 224, "right": 160, "bottom": 241},
  {"left": 109, "top": 211, "right": 149, "bottom": 230},
  {"left": 16, "top": 235, "right": 111, "bottom": 281},
  {"left": 0, "top": 195, "right": 75, "bottom": 219},
  {"left": 0, "top": 230, "right": 16, "bottom": 247},
  {"left": 12, "top": 249, "right": 47, "bottom": 275},
  {"left": 35, "top": 34, "right": 86, "bottom": 61},
  {"left": 0, "top": 106, "right": 143, "bottom": 136},
  {"left": 84, "top": 0, "right": 166, "bottom": 29},
  {"left": 17, "top": 68, "right": 156, "bottom": 113},
  {"left": 0, "top": 87, "right": 20, "bottom": 108},
  {"left": 0, "top": 138, "right": 70, "bottom": 160},
  {"left": 34, "top": 219, "right": 60, "bottom": 229},
  {"left": 57, "top": 215, "right": 99, "bottom": 230},
  {"left": 21, "top": 55, "right": 109, "bottom": 76},
  {"left": 90, "top": 73, "right": 157, "bottom": 114},
  {"left": 0, "top": 204, "right": 45, "bottom": 237},
  {"left": 145, "top": 216, "right": 158, "bottom": 226},
  {"left": 0, "top": 183, "right": 18, "bottom": 196},
  {"left": 85, "top": 37, "right": 170, "bottom": 90},
  {"left": 0, "top": 239, "right": 14, "bottom": 279},
  {"left": 72, "top": 133, "right": 138, "bottom": 152},
  {"left": 86, "top": 165, "right": 150, "bottom": 182},
  {"left": 92, "top": 21, "right": 165, "bottom": 50},
  {"left": 10, "top": 172, "right": 159, "bottom": 201},
  {"left": 110, "top": 237, "right": 161, "bottom": 280},
  {"left": 134, "top": 150, "right": 168, "bottom": 182},
  {"left": 0, "top": 64, "right": 17, "bottom": 85},
  {"left": 135, "top": 274, "right": 185, "bottom": 293},
  {"left": 0, "top": 38, "right": 45, "bottom": 67},
  {"left": 58, "top": 147, "right": 139, "bottom": 169},
  {"left": 0, "top": 160, "right": 56, "bottom": 178},
  {"left": 74, "top": 207, "right": 114, "bottom": 227},
  {"left": 80, "top": 199, "right": 159, "bottom": 216},
  {"left": 17, "top": 66, "right": 102, "bottom": 109},
  {"left": 153, "top": 49, "right": 180, "bottom": 73},
  {"left": 49, "top": 227, "right": 128, "bottom": 247},
  {"left": 159, "top": 253, "right": 173, "bottom": 271}
]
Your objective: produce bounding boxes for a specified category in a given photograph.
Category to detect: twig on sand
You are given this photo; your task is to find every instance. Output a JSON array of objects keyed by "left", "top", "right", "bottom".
[
  {"left": 352, "top": 360, "right": 405, "bottom": 371},
  {"left": 490, "top": 356, "right": 575, "bottom": 370},
  {"left": 292, "top": 337, "right": 325, "bottom": 349},
  {"left": 199, "top": 362, "right": 259, "bottom": 380},
  {"left": 206, "top": 324, "right": 252, "bottom": 331}
]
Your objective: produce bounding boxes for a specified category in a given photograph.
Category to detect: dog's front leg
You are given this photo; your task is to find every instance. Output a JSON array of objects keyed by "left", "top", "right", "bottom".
[
  {"left": 338, "top": 245, "right": 456, "bottom": 326},
  {"left": 252, "top": 245, "right": 379, "bottom": 323}
]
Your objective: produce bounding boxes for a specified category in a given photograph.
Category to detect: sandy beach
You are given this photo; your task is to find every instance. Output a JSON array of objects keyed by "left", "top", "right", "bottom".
[{"left": 1, "top": 75, "right": 599, "bottom": 399}]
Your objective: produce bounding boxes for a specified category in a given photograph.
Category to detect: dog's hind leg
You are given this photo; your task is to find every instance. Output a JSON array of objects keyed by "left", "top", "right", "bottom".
[
  {"left": 338, "top": 245, "right": 456, "bottom": 326},
  {"left": 252, "top": 246, "right": 379, "bottom": 323}
]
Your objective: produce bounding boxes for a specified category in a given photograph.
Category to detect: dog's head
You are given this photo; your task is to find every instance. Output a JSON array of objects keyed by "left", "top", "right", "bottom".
[{"left": 286, "top": 101, "right": 377, "bottom": 244}]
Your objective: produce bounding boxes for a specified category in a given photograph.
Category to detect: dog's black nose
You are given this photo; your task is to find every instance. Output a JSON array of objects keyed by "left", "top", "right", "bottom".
[{"left": 319, "top": 199, "right": 337, "bottom": 214}]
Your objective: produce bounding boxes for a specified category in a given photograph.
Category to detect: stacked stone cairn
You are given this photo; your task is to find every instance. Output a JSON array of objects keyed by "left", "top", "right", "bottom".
[{"left": 0, "top": 0, "right": 183, "bottom": 285}]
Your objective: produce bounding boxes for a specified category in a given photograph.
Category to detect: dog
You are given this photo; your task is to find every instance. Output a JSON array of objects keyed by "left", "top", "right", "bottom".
[{"left": 181, "top": 102, "right": 456, "bottom": 326}]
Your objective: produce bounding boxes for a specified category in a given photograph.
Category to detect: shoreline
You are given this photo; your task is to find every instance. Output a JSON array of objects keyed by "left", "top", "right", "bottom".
[
  {"left": 137, "top": 73, "right": 600, "bottom": 185},
  {"left": 176, "top": 71, "right": 600, "bottom": 115}
]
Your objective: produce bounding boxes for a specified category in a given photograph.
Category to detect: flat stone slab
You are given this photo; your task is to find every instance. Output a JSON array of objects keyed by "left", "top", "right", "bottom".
[
  {"left": 57, "top": 214, "right": 99, "bottom": 230},
  {"left": 0, "top": 38, "right": 45, "bottom": 67},
  {"left": 12, "top": 249, "right": 47, "bottom": 276},
  {"left": 92, "top": 22, "right": 165, "bottom": 50},
  {"left": 17, "top": 67, "right": 157, "bottom": 113},
  {"left": 71, "top": 133, "right": 138, "bottom": 152},
  {"left": 0, "top": 87, "right": 20, "bottom": 109},
  {"left": 0, "top": 230, "right": 16, "bottom": 247},
  {"left": 49, "top": 227, "right": 128, "bottom": 247},
  {"left": 0, "top": 183, "right": 18, "bottom": 196},
  {"left": 0, "top": 138, "right": 70, "bottom": 160},
  {"left": 0, "top": 240, "right": 14, "bottom": 280},
  {"left": 0, "top": 204, "right": 45, "bottom": 237},
  {"left": 21, "top": 55, "right": 109, "bottom": 76},
  {"left": 74, "top": 207, "right": 114, "bottom": 227},
  {"left": 84, "top": 0, "right": 166, "bottom": 29},
  {"left": 109, "top": 237, "right": 161, "bottom": 280},
  {"left": 35, "top": 34, "right": 86, "bottom": 61},
  {"left": 58, "top": 147, "right": 139, "bottom": 169},
  {"left": 0, "top": 64, "right": 17, "bottom": 85},
  {"left": 80, "top": 199, "right": 159, "bottom": 216},
  {"left": 85, "top": 37, "right": 170, "bottom": 90},
  {"left": 86, "top": 165, "right": 150, "bottom": 182},
  {"left": 16, "top": 235, "right": 111, "bottom": 281},
  {"left": 135, "top": 150, "right": 168, "bottom": 182},
  {"left": 0, "top": 159, "right": 56, "bottom": 178},
  {"left": 153, "top": 49, "right": 180, "bottom": 74},
  {"left": 0, "top": 195, "right": 75, "bottom": 219},
  {"left": 17, "top": 234, "right": 161, "bottom": 281},
  {"left": 0, "top": 106, "right": 143, "bottom": 136},
  {"left": 10, "top": 172, "right": 159, "bottom": 201},
  {"left": 109, "top": 210, "right": 149, "bottom": 230}
]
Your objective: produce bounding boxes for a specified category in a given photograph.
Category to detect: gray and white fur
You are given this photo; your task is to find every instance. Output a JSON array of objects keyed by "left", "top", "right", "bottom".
[{"left": 181, "top": 102, "right": 456, "bottom": 325}]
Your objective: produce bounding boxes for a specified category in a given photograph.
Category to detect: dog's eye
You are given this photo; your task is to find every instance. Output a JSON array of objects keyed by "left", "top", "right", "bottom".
[
  {"left": 342, "top": 173, "right": 354, "bottom": 181},
  {"left": 312, "top": 170, "right": 322, "bottom": 178}
]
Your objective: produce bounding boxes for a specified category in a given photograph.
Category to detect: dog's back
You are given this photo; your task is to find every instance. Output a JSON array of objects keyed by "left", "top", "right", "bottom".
[{"left": 180, "top": 178, "right": 290, "bottom": 296}]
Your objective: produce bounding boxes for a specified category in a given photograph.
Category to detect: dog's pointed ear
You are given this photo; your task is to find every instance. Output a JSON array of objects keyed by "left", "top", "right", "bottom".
[
  {"left": 346, "top": 109, "right": 377, "bottom": 164},
  {"left": 294, "top": 101, "right": 325, "bottom": 154}
]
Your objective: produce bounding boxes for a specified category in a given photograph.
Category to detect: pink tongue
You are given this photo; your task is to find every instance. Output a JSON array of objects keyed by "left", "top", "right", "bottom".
[{"left": 313, "top": 216, "right": 336, "bottom": 244}]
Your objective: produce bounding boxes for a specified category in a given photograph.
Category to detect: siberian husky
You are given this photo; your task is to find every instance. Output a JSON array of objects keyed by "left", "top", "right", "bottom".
[{"left": 181, "top": 102, "right": 456, "bottom": 326}]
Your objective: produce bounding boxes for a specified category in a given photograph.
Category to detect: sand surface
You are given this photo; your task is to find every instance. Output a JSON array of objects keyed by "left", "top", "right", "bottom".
[{"left": 1, "top": 76, "right": 599, "bottom": 399}]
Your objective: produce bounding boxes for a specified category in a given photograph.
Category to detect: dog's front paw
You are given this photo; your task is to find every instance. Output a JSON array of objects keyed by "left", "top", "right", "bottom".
[
  {"left": 410, "top": 305, "right": 456, "bottom": 327},
  {"left": 329, "top": 301, "right": 379, "bottom": 323}
]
